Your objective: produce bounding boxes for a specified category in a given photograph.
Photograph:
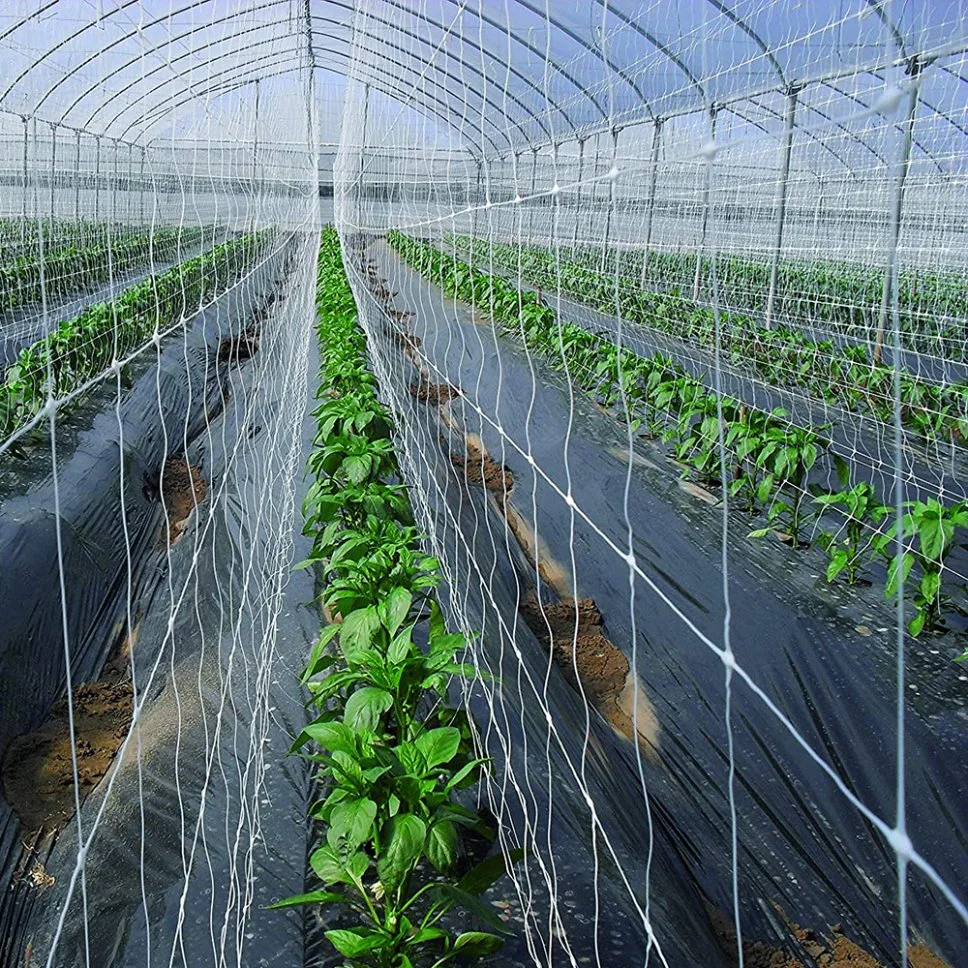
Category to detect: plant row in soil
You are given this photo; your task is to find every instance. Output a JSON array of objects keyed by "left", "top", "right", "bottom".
[
  {"left": 0, "top": 223, "right": 215, "bottom": 313},
  {"left": 389, "top": 232, "right": 968, "bottom": 645},
  {"left": 546, "top": 236, "right": 967, "bottom": 361},
  {"left": 0, "top": 218, "right": 138, "bottom": 263},
  {"left": 377, "top": 236, "right": 965, "bottom": 968},
  {"left": 0, "top": 240, "right": 292, "bottom": 963},
  {"left": 450, "top": 236, "right": 968, "bottom": 453},
  {"left": 274, "top": 227, "right": 520, "bottom": 968},
  {"left": 0, "top": 228, "right": 274, "bottom": 442}
]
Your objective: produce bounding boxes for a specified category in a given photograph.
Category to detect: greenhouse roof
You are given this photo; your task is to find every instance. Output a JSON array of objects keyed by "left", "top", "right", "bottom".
[{"left": 0, "top": 1, "right": 965, "bottom": 175}]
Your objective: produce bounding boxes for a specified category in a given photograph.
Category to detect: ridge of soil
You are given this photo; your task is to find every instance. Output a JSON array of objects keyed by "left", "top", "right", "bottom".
[
  {"left": 520, "top": 593, "right": 659, "bottom": 757},
  {"left": 160, "top": 456, "right": 206, "bottom": 548},
  {"left": 1, "top": 625, "right": 137, "bottom": 838},
  {"left": 411, "top": 380, "right": 460, "bottom": 404},
  {"left": 451, "top": 439, "right": 513, "bottom": 496},
  {"left": 384, "top": 326, "right": 423, "bottom": 350}
]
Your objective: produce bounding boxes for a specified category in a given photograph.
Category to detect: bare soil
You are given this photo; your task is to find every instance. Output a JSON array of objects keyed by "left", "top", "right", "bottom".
[
  {"left": 160, "top": 456, "right": 206, "bottom": 547},
  {"left": 519, "top": 593, "right": 659, "bottom": 757},
  {"left": 711, "top": 907, "right": 953, "bottom": 968},
  {"left": 411, "top": 380, "right": 460, "bottom": 404},
  {"left": 451, "top": 439, "right": 513, "bottom": 496},
  {"left": 384, "top": 327, "right": 423, "bottom": 350},
  {"left": 217, "top": 321, "right": 260, "bottom": 363},
  {"left": 1, "top": 628, "right": 136, "bottom": 837}
]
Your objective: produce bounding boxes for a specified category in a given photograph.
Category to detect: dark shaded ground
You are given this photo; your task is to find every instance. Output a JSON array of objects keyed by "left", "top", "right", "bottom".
[{"left": 2, "top": 627, "right": 135, "bottom": 837}]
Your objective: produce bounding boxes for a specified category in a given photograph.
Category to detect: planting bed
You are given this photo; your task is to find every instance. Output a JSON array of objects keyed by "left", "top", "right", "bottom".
[
  {"left": 363, "top": 235, "right": 967, "bottom": 967},
  {"left": 0, "top": 231, "right": 314, "bottom": 964},
  {"left": 395, "top": 235, "right": 968, "bottom": 643}
]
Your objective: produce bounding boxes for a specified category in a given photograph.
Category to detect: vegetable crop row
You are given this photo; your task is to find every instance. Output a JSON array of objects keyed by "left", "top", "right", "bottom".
[
  {"left": 0, "top": 229, "right": 272, "bottom": 440},
  {"left": 275, "top": 226, "right": 519, "bottom": 967},
  {"left": 0, "top": 218, "right": 124, "bottom": 263},
  {"left": 564, "top": 239, "right": 967, "bottom": 359},
  {"left": 0, "top": 224, "right": 211, "bottom": 312},
  {"left": 389, "top": 231, "right": 968, "bottom": 644},
  {"left": 451, "top": 236, "right": 968, "bottom": 453}
]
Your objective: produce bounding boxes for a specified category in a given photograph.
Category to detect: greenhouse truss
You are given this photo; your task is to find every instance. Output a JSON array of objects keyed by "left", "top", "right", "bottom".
[{"left": 0, "top": 1, "right": 965, "bottom": 966}]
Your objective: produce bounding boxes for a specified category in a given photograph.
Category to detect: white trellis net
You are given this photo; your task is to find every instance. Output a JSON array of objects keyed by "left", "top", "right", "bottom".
[
  {"left": 0, "top": 2, "right": 321, "bottom": 966},
  {"left": 0, "top": 1, "right": 966, "bottom": 967},
  {"left": 334, "top": 2, "right": 968, "bottom": 968}
]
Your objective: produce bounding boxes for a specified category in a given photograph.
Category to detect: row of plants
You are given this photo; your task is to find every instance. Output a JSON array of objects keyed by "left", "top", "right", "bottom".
[
  {"left": 272, "top": 226, "right": 520, "bottom": 966},
  {"left": 0, "top": 224, "right": 213, "bottom": 312},
  {"left": 450, "top": 236, "right": 968, "bottom": 453},
  {"left": 562, "top": 239, "right": 966, "bottom": 360},
  {"left": 0, "top": 218, "right": 147, "bottom": 262},
  {"left": 0, "top": 229, "right": 273, "bottom": 440},
  {"left": 389, "top": 231, "right": 968, "bottom": 644}
]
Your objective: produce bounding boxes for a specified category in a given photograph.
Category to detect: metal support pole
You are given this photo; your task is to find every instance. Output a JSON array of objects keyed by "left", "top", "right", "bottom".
[
  {"left": 600, "top": 128, "right": 619, "bottom": 273},
  {"left": 112, "top": 139, "right": 119, "bottom": 226},
  {"left": 139, "top": 147, "right": 146, "bottom": 225},
  {"left": 357, "top": 82, "right": 370, "bottom": 228},
  {"left": 765, "top": 87, "right": 799, "bottom": 328},
  {"left": 48, "top": 122, "right": 57, "bottom": 234},
  {"left": 74, "top": 130, "right": 81, "bottom": 222},
  {"left": 873, "top": 64, "right": 921, "bottom": 364},
  {"left": 468, "top": 158, "right": 482, "bottom": 261},
  {"left": 528, "top": 147, "right": 538, "bottom": 243},
  {"left": 93, "top": 135, "right": 101, "bottom": 221},
  {"left": 21, "top": 117, "right": 28, "bottom": 243},
  {"left": 465, "top": 160, "right": 477, "bottom": 265},
  {"left": 251, "top": 78, "right": 260, "bottom": 192},
  {"left": 127, "top": 142, "right": 134, "bottom": 225},
  {"left": 571, "top": 137, "right": 586, "bottom": 256},
  {"left": 640, "top": 118, "right": 663, "bottom": 289},
  {"left": 693, "top": 106, "right": 718, "bottom": 301}
]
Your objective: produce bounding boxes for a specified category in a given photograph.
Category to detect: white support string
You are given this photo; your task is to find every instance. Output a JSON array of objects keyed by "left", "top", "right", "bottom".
[{"left": 0, "top": 2, "right": 965, "bottom": 967}]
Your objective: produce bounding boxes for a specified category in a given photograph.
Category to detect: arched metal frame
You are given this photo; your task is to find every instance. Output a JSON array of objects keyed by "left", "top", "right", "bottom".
[{"left": 0, "top": 0, "right": 963, "bottom": 177}]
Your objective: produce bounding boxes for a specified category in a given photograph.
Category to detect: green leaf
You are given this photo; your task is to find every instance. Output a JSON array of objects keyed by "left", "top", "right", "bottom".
[
  {"left": 297, "top": 720, "right": 357, "bottom": 755},
  {"left": 748, "top": 528, "right": 771, "bottom": 540},
  {"left": 331, "top": 749, "right": 366, "bottom": 789},
  {"left": 428, "top": 599, "right": 446, "bottom": 640},
  {"left": 388, "top": 627, "right": 413, "bottom": 665},
  {"left": 309, "top": 844, "right": 351, "bottom": 885},
  {"left": 328, "top": 798, "right": 377, "bottom": 852},
  {"left": 826, "top": 548, "right": 848, "bottom": 583},
  {"left": 339, "top": 606, "right": 381, "bottom": 660},
  {"left": 265, "top": 889, "right": 350, "bottom": 910},
  {"left": 919, "top": 570, "right": 941, "bottom": 605},
  {"left": 342, "top": 454, "right": 369, "bottom": 485},
  {"left": 834, "top": 455, "right": 851, "bottom": 488},
  {"left": 415, "top": 727, "right": 460, "bottom": 769},
  {"left": 379, "top": 586, "right": 412, "bottom": 635},
  {"left": 344, "top": 686, "right": 393, "bottom": 731},
  {"left": 429, "top": 883, "right": 512, "bottom": 935},
  {"left": 885, "top": 552, "right": 914, "bottom": 599},
  {"left": 908, "top": 610, "right": 926, "bottom": 638},
  {"left": 425, "top": 819, "right": 458, "bottom": 872},
  {"left": 453, "top": 931, "right": 504, "bottom": 957},
  {"left": 301, "top": 624, "right": 340, "bottom": 683},
  {"left": 377, "top": 814, "right": 427, "bottom": 893},
  {"left": 445, "top": 757, "right": 487, "bottom": 792},
  {"left": 325, "top": 928, "right": 384, "bottom": 958},
  {"left": 917, "top": 510, "right": 945, "bottom": 562}
]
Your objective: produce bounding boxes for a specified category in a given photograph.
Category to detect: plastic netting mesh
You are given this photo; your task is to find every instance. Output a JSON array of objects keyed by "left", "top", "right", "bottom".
[{"left": 0, "top": 1, "right": 966, "bottom": 966}]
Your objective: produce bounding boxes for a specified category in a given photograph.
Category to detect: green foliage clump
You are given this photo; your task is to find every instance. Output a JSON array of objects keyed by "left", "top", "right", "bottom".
[{"left": 275, "top": 228, "right": 519, "bottom": 967}]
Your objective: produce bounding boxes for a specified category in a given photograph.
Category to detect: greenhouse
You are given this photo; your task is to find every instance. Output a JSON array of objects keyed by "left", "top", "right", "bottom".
[{"left": 0, "top": 1, "right": 965, "bottom": 966}]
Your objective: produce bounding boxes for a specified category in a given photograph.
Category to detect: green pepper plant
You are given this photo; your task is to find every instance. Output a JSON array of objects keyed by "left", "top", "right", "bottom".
[{"left": 276, "top": 228, "right": 521, "bottom": 968}]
